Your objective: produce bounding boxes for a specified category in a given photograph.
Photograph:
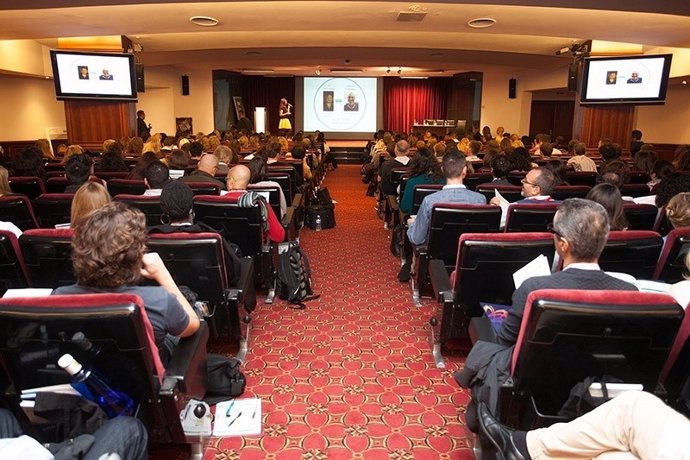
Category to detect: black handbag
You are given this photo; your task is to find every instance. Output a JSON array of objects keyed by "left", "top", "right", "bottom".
[{"left": 204, "top": 353, "right": 246, "bottom": 404}]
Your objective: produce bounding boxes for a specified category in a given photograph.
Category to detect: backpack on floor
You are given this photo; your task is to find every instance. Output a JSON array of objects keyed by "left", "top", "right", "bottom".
[{"left": 276, "top": 242, "right": 320, "bottom": 309}]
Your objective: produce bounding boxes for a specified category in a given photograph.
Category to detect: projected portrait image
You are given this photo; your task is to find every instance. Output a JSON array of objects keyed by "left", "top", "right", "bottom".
[
  {"left": 323, "top": 91, "right": 334, "bottom": 111},
  {"left": 606, "top": 71, "right": 617, "bottom": 85},
  {"left": 344, "top": 92, "right": 359, "bottom": 111},
  {"left": 78, "top": 66, "right": 89, "bottom": 80}
]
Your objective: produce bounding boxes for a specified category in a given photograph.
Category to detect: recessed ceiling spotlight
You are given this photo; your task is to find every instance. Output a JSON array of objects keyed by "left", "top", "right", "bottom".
[
  {"left": 398, "top": 67, "right": 402, "bottom": 75},
  {"left": 386, "top": 67, "right": 391, "bottom": 75},
  {"left": 315, "top": 69, "right": 321, "bottom": 76},
  {"left": 190, "top": 16, "right": 219, "bottom": 27},
  {"left": 683, "top": 80, "right": 688, "bottom": 85},
  {"left": 467, "top": 17, "right": 496, "bottom": 29}
]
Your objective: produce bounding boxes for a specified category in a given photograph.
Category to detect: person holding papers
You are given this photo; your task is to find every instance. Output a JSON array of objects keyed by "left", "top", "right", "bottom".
[{"left": 456, "top": 199, "right": 637, "bottom": 433}]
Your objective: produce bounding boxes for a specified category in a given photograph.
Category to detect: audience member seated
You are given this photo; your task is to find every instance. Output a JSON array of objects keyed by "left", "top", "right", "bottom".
[
  {"left": 247, "top": 157, "right": 287, "bottom": 217},
  {"left": 225, "top": 165, "right": 286, "bottom": 243},
  {"left": 148, "top": 180, "right": 242, "bottom": 286},
  {"left": 97, "top": 142, "right": 129, "bottom": 172},
  {"left": 674, "top": 145, "right": 690, "bottom": 172},
  {"left": 655, "top": 173, "right": 690, "bottom": 208},
  {"left": 478, "top": 392, "right": 690, "bottom": 460},
  {"left": 647, "top": 159, "right": 674, "bottom": 192},
  {"left": 12, "top": 147, "right": 46, "bottom": 180},
  {"left": 508, "top": 147, "right": 534, "bottom": 172},
  {"left": 379, "top": 140, "right": 411, "bottom": 196},
  {"left": 543, "top": 159, "right": 569, "bottom": 185},
  {"left": 291, "top": 145, "right": 312, "bottom": 182},
  {"left": 167, "top": 149, "right": 190, "bottom": 179},
  {"left": 632, "top": 149, "right": 657, "bottom": 174},
  {"left": 566, "top": 141, "right": 597, "bottom": 172},
  {"left": 142, "top": 160, "right": 170, "bottom": 196},
  {"left": 457, "top": 198, "right": 637, "bottom": 431},
  {"left": 488, "top": 155, "right": 512, "bottom": 186},
  {"left": 126, "top": 152, "right": 158, "bottom": 180},
  {"left": 0, "top": 408, "right": 148, "bottom": 460},
  {"left": 598, "top": 160, "right": 632, "bottom": 200},
  {"left": 180, "top": 153, "right": 225, "bottom": 187},
  {"left": 599, "top": 141, "right": 623, "bottom": 164},
  {"left": 0, "top": 166, "right": 12, "bottom": 197},
  {"left": 125, "top": 136, "right": 144, "bottom": 157},
  {"left": 53, "top": 202, "right": 201, "bottom": 365},
  {"left": 61, "top": 181, "right": 112, "bottom": 228},
  {"left": 64, "top": 153, "right": 94, "bottom": 193},
  {"left": 407, "top": 150, "right": 486, "bottom": 245},
  {"left": 586, "top": 183, "right": 628, "bottom": 231},
  {"left": 399, "top": 148, "right": 444, "bottom": 214},
  {"left": 213, "top": 145, "right": 233, "bottom": 176}
]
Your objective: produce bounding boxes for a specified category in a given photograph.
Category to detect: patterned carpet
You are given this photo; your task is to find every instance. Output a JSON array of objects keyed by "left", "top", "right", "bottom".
[{"left": 203, "top": 165, "right": 473, "bottom": 459}]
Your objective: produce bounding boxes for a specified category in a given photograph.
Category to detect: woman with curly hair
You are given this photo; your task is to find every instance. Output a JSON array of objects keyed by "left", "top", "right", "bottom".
[
  {"left": 53, "top": 201, "right": 199, "bottom": 364},
  {"left": 399, "top": 148, "right": 445, "bottom": 214},
  {"left": 508, "top": 147, "right": 533, "bottom": 172}
]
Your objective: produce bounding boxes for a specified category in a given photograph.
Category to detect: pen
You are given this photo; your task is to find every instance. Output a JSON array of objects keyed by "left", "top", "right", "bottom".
[
  {"left": 225, "top": 399, "right": 236, "bottom": 416},
  {"left": 251, "top": 401, "right": 258, "bottom": 419},
  {"left": 228, "top": 411, "right": 242, "bottom": 427}
]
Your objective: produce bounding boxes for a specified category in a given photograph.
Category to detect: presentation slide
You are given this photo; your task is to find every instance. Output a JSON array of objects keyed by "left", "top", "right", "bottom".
[
  {"left": 54, "top": 53, "right": 134, "bottom": 97},
  {"left": 584, "top": 56, "right": 667, "bottom": 101},
  {"left": 303, "top": 77, "right": 377, "bottom": 132}
]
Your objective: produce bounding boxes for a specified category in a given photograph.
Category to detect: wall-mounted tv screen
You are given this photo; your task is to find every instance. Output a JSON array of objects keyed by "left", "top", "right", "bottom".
[
  {"left": 580, "top": 54, "right": 672, "bottom": 105},
  {"left": 50, "top": 50, "right": 137, "bottom": 101}
]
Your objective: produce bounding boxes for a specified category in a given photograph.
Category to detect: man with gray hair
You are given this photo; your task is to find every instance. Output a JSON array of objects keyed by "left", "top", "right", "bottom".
[
  {"left": 496, "top": 198, "right": 638, "bottom": 346},
  {"left": 458, "top": 198, "right": 638, "bottom": 433}
]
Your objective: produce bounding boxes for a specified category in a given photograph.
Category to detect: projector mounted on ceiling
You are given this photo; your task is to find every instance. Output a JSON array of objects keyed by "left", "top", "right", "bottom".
[{"left": 397, "top": 4, "right": 427, "bottom": 22}]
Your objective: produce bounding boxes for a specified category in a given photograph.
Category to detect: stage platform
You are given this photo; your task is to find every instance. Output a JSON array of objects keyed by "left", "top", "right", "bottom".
[{"left": 328, "top": 140, "right": 368, "bottom": 164}]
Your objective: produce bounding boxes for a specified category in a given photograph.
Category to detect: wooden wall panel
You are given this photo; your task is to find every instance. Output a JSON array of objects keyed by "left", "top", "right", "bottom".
[
  {"left": 64, "top": 100, "right": 136, "bottom": 151},
  {"left": 572, "top": 104, "right": 634, "bottom": 149}
]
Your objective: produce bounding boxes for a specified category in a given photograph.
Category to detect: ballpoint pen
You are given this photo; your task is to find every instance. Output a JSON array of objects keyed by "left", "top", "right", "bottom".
[
  {"left": 251, "top": 401, "right": 258, "bottom": 419},
  {"left": 225, "top": 399, "right": 236, "bottom": 417},
  {"left": 228, "top": 411, "right": 242, "bottom": 427}
]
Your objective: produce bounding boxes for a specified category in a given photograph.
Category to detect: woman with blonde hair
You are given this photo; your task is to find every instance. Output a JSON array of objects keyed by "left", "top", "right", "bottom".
[
  {"left": 60, "top": 144, "right": 84, "bottom": 165},
  {"left": 0, "top": 166, "right": 12, "bottom": 196},
  {"left": 126, "top": 137, "right": 144, "bottom": 156},
  {"left": 69, "top": 181, "right": 112, "bottom": 228},
  {"left": 665, "top": 192, "right": 690, "bottom": 229},
  {"left": 35, "top": 138, "right": 55, "bottom": 160}
]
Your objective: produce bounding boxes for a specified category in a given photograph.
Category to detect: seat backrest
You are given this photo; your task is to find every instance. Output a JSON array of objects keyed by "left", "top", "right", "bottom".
[
  {"left": 507, "top": 172, "right": 526, "bottom": 186},
  {"left": 183, "top": 181, "right": 222, "bottom": 196},
  {"left": 19, "top": 228, "right": 75, "bottom": 288},
  {"left": 0, "top": 293, "right": 165, "bottom": 409},
  {"left": 621, "top": 183, "right": 650, "bottom": 198},
  {"left": 454, "top": 233, "right": 556, "bottom": 318},
  {"left": 193, "top": 195, "right": 265, "bottom": 256},
  {"left": 623, "top": 203, "right": 659, "bottom": 230},
  {"left": 269, "top": 163, "right": 301, "bottom": 190},
  {"left": 655, "top": 227, "right": 690, "bottom": 283},
  {"left": 599, "top": 230, "right": 663, "bottom": 280},
  {"left": 628, "top": 171, "right": 650, "bottom": 184},
  {"left": 654, "top": 206, "right": 673, "bottom": 237},
  {"left": 114, "top": 194, "right": 164, "bottom": 227},
  {"left": 411, "top": 184, "right": 443, "bottom": 215},
  {"left": 0, "top": 195, "right": 39, "bottom": 230},
  {"left": 266, "top": 173, "right": 293, "bottom": 205},
  {"left": 464, "top": 173, "right": 493, "bottom": 191},
  {"left": 427, "top": 203, "right": 501, "bottom": 269},
  {"left": 247, "top": 184, "right": 282, "bottom": 218},
  {"left": 550, "top": 185, "right": 591, "bottom": 200},
  {"left": 45, "top": 176, "right": 69, "bottom": 194},
  {"left": 505, "top": 203, "right": 559, "bottom": 232},
  {"left": 566, "top": 171, "right": 597, "bottom": 187},
  {"left": 34, "top": 193, "right": 75, "bottom": 228},
  {"left": 93, "top": 171, "right": 129, "bottom": 181},
  {"left": 511, "top": 289, "right": 683, "bottom": 416},
  {"left": 8, "top": 176, "right": 46, "bottom": 200},
  {"left": 107, "top": 178, "right": 147, "bottom": 196},
  {"left": 476, "top": 184, "right": 523, "bottom": 203},
  {"left": 0, "top": 229, "right": 30, "bottom": 294},
  {"left": 659, "top": 305, "right": 690, "bottom": 410}
]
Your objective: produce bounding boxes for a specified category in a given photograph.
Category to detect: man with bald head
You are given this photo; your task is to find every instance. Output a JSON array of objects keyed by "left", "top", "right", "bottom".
[
  {"left": 223, "top": 164, "right": 285, "bottom": 242},
  {"left": 180, "top": 153, "right": 225, "bottom": 187}
]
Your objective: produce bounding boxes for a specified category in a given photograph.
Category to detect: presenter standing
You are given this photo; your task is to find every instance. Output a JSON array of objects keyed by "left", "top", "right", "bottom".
[{"left": 278, "top": 98, "right": 292, "bottom": 132}]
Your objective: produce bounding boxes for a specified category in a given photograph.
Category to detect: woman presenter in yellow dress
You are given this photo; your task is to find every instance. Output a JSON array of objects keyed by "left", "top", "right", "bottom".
[{"left": 278, "top": 98, "right": 292, "bottom": 131}]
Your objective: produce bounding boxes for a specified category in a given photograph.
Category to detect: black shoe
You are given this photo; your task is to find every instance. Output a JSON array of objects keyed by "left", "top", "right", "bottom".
[
  {"left": 478, "top": 403, "right": 526, "bottom": 460},
  {"left": 398, "top": 263, "right": 411, "bottom": 282}
]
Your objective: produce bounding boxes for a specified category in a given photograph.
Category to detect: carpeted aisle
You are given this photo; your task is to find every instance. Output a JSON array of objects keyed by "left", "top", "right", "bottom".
[{"left": 205, "top": 165, "right": 473, "bottom": 459}]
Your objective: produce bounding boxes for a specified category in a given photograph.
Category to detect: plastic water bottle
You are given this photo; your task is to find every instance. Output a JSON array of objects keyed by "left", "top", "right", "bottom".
[
  {"left": 58, "top": 353, "right": 135, "bottom": 418},
  {"left": 315, "top": 215, "right": 322, "bottom": 231}
]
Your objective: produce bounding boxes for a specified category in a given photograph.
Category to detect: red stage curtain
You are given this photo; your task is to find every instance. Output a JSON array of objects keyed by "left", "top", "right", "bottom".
[
  {"left": 383, "top": 78, "right": 450, "bottom": 133},
  {"left": 243, "top": 77, "right": 295, "bottom": 134}
]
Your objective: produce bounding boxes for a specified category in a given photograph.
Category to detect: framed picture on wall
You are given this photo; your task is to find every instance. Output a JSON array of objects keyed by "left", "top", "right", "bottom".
[
  {"left": 233, "top": 96, "right": 245, "bottom": 120},
  {"left": 176, "top": 117, "right": 193, "bottom": 138}
]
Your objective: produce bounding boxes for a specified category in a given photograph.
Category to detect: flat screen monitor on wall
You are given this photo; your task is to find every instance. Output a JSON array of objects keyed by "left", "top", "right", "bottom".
[
  {"left": 50, "top": 50, "right": 138, "bottom": 101},
  {"left": 580, "top": 54, "right": 672, "bottom": 105},
  {"left": 303, "top": 77, "right": 377, "bottom": 133}
]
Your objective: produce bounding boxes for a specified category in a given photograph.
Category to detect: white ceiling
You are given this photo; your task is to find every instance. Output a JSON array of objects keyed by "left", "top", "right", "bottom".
[{"left": 2, "top": 1, "right": 690, "bottom": 77}]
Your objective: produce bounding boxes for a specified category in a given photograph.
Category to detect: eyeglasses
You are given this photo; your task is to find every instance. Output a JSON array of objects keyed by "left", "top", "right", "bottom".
[
  {"left": 547, "top": 223, "right": 563, "bottom": 239},
  {"left": 521, "top": 177, "right": 538, "bottom": 187}
]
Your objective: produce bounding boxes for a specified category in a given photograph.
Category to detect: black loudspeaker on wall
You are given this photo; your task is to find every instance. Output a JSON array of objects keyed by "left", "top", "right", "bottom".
[
  {"left": 568, "top": 64, "right": 578, "bottom": 91},
  {"left": 135, "top": 64, "right": 145, "bottom": 93},
  {"left": 508, "top": 78, "right": 516, "bottom": 99},
  {"left": 181, "top": 75, "right": 190, "bottom": 96}
]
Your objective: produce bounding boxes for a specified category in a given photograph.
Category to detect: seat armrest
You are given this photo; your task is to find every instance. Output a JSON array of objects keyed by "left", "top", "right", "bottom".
[
  {"left": 429, "top": 258, "right": 452, "bottom": 303},
  {"left": 387, "top": 195, "right": 399, "bottom": 212},
  {"left": 468, "top": 317, "right": 498, "bottom": 344},
  {"left": 162, "top": 321, "right": 209, "bottom": 399},
  {"left": 291, "top": 192, "right": 303, "bottom": 209},
  {"left": 281, "top": 206, "right": 295, "bottom": 229},
  {"left": 233, "top": 257, "right": 256, "bottom": 313}
]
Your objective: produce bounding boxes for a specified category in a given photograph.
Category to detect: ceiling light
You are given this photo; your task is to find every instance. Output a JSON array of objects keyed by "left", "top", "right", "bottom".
[
  {"left": 683, "top": 80, "right": 688, "bottom": 85},
  {"left": 386, "top": 67, "right": 391, "bottom": 75},
  {"left": 315, "top": 69, "right": 321, "bottom": 76},
  {"left": 467, "top": 17, "right": 496, "bottom": 29},
  {"left": 190, "top": 16, "right": 219, "bottom": 27},
  {"left": 398, "top": 67, "right": 402, "bottom": 75}
]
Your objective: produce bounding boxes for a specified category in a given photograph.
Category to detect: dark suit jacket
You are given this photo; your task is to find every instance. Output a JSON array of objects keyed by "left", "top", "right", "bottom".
[
  {"left": 179, "top": 170, "right": 225, "bottom": 187},
  {"left": 379, "top": 158, "right": 409, "bottom": 196},
  {"left": 496, "top": 268, "right": 638, "bottom": 346}
]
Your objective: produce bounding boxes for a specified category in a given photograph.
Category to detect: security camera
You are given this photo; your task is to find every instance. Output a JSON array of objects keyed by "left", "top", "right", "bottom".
[{"left": 344, "top": 59, "right": 351, "bottom": 64}]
